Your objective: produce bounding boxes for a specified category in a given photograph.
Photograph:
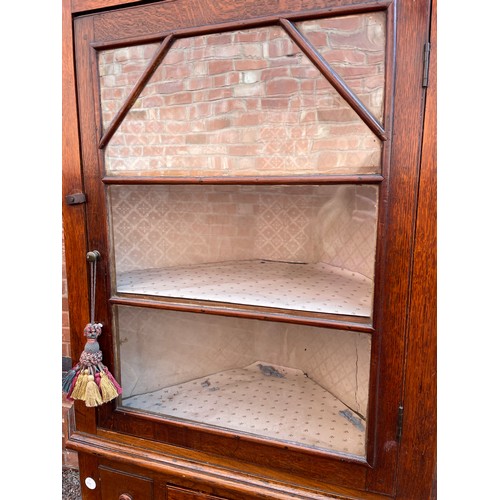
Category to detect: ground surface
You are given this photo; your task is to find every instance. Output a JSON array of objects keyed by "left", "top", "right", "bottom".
[{"left": 62, "top": 468, "right": 82, "bottom": 500}]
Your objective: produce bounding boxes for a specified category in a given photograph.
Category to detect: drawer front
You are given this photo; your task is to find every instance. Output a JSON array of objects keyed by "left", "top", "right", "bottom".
[
  {"left": 167, "top": 486, "right": 225, "bottom": 500},
  {"left": 99, "top": 466, "right": 153, "bottom": 500}
]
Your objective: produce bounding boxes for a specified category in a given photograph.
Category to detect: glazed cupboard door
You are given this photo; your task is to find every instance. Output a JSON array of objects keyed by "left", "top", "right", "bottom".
[{"left": 71, "top": 0, "right": 430, "bottom": 497}]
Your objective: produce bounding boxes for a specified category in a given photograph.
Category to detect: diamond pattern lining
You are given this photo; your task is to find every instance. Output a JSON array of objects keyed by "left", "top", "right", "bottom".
[
  {"left": 117, "top": 260, "right": 373, "bottom": 316},
  {"left": 122, "top": 361, "right": 366, "bottom": 456}
]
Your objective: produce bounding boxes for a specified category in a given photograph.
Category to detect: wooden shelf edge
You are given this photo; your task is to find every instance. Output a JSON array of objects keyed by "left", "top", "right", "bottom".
[
  {"left": 66, "top": 429, "right": 389, "bottom": 500},
  {"left": 110, "top": 406, "right": 371, "bottom": 465},
  {"left": 109, "top": 295, "right": 375, "bottom": 333},
  {"left": 102, "top": 174, "right": 384, "bottom": 185}
]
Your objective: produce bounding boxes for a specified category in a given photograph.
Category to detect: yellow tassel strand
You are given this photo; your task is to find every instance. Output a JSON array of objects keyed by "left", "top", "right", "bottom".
[
  {"left": 70, "top": 369, "right": 88, "bottom": 400},
  {"left": 84, "top": 374, "right": 103, "bottom": 407},
  {"left": 99, "top": 371, "right": 119, "bottom": 403}
]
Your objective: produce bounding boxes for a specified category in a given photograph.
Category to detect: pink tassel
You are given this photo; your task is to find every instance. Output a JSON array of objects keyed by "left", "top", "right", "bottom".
[{"left": 105, "top": 368, "right": 122, "bottom": 395}]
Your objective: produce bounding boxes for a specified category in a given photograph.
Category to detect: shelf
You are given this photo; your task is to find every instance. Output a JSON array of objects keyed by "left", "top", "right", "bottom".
[
  {"left": 103, "top": 174, "right": 384, "bottom": 185},
  {"left": 116, "top": 260, "right": 373, "bottom": 318},
  {"left": 122, "top": 361, "right": 366, "bottom": 456}
]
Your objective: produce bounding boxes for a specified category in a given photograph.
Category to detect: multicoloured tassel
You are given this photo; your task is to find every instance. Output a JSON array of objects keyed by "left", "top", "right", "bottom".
[
  {"left": 62, "top": 366, "right": 78, "bottom": 393},
  {"left": 103, "top": 368, "right": 122, "bottom": 395},
  {"left": 62, "top": 323, "right": 122, "bottom": 407},
  {"left": 70, "top": 369, "right": 89, "bottom": 401},
  {"left": 98, "top": 371, "right": 119, "bottom": 403},
  {"left": 84, "top": 372, "right": 103, "bottom": 407}
]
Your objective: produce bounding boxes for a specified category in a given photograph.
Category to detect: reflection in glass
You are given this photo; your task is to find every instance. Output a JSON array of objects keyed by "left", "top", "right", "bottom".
[
  {"left": 99, "top": 25, "right": 382, "bottom": 176},
  {"left": 98, "top": 43, "right": 161, "bottom": 130},
  {"left": 297, "top": 12, "right": 386, "bottom": 123}
]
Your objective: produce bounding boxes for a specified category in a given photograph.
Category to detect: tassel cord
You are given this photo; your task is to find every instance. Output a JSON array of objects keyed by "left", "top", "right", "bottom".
[{"left": 90, "top": 258, "right": 96, "bottom": 325}]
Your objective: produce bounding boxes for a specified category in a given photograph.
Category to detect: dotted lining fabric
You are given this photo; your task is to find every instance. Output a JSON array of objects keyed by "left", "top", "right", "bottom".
[
  {"left": 117, "top": 260, "right": 373, "bottom": 317},
  {"left": 122, "top": 361, "right": 366, "bottom": 456}
]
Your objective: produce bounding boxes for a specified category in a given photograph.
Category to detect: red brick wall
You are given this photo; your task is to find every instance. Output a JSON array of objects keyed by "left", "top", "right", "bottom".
[
  {"left": 100, "top": 13, "right": 385, "bottom": 177},
  {"left": 62, "top": 227, "right": 79, "bottom": 469},
  {"left": 62, "top": 229, "right": 71, "bottom": 358}
]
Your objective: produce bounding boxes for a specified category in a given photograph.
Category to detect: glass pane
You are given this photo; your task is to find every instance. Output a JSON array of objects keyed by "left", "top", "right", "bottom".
[
  {"left": 108, "top": 184, "right": 378, "bottom": 318},
  {"left": 98, "top": 43, "right": 161, "bottom": 131},
  {"left": 100, "top": 25, "right": 382, "bottom": 177},
  {"left": 297, "top": 12, "right": 386, "bottom": 123},
  {"left": 115, "top": 305, "right": 371, "bottom": 456}
]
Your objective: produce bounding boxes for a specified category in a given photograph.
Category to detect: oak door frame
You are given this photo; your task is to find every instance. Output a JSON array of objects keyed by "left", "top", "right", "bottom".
[{"left": 63, "top": 0, "right": 436, "bottom": 497}]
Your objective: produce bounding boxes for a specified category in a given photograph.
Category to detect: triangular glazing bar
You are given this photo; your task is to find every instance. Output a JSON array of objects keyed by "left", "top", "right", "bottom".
[
  {"left": 280, "top": 18, "right": 387, "bottom": 142},
  {"left": 99, "top": 34, "right": 175, "bottom": 149}
]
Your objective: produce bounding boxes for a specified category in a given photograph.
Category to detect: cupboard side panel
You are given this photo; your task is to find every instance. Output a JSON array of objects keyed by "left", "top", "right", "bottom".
[
  {"left": 366, "top": 0, "right": 432, "bottom": 494},
  {"left": 63, "top": 0, "right": 97, "bottom": 435},
  {"left": 73, "top": 13, "right": 119, "bottom": 428},
  {"left": 395, "top": 0, "right": 436, "bottom": 497}
]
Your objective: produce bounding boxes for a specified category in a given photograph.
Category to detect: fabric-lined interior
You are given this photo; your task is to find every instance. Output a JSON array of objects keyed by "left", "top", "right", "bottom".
[
  {"left": 116, "top": 306, "right": 371, "bottom": 416},
  {"left": 122, "top": 361, "right": 366, "bottom": 456},
  {"left": 110, "top": 183, "right": 377, "bottom": 454},
  {"left": 116, "top": 260, "right": 373, "bottom": 316}
]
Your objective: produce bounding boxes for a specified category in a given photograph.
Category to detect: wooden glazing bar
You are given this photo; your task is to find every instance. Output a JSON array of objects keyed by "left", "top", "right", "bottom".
[
  {"left": 89, "top": 1, "right": 392, "bottom": 50},
  {"left": 102, "top": 174, "right": 384, "bottom": 185},
  {"left": 172, "top": 1, "right": 393, "bottom": 41},
  {"left": 109, "top": 295, "right": 375, "bottom": 333},
  {"left": 280, "top": 18, "right": 387, "bottom": 142},
  {"left": 91, "top": 0, "right": 393, "bottom": 43},
  {"left": 90, "top": 33, "right": 166, "bottom": 50},
  {"left": 98, "top": 34, "right": 175, "bottom": 149}
]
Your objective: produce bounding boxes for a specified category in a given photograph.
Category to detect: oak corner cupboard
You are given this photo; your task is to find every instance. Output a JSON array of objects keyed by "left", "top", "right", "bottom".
[{"left": 62, "top": 0, "right": 436, "bottom": 498}]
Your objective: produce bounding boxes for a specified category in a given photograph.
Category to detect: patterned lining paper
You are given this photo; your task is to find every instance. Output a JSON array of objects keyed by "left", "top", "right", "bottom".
[
  {"left": 116, "top": 307, "right": 371, "bottom": 416},
  {"left": 117, "top": 260, "right": 373, "bottom": 316},
  {"left": 122, "top": 361, "right": 366, "bottom": 456},
  {"left": 109, "top": 184, "right": 378, "bottom": 278}
]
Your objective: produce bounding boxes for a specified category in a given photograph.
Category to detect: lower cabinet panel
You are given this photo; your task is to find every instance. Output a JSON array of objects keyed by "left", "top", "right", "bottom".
[{"left": 73, "top": 450, "right": 382, "bottom": 499}]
